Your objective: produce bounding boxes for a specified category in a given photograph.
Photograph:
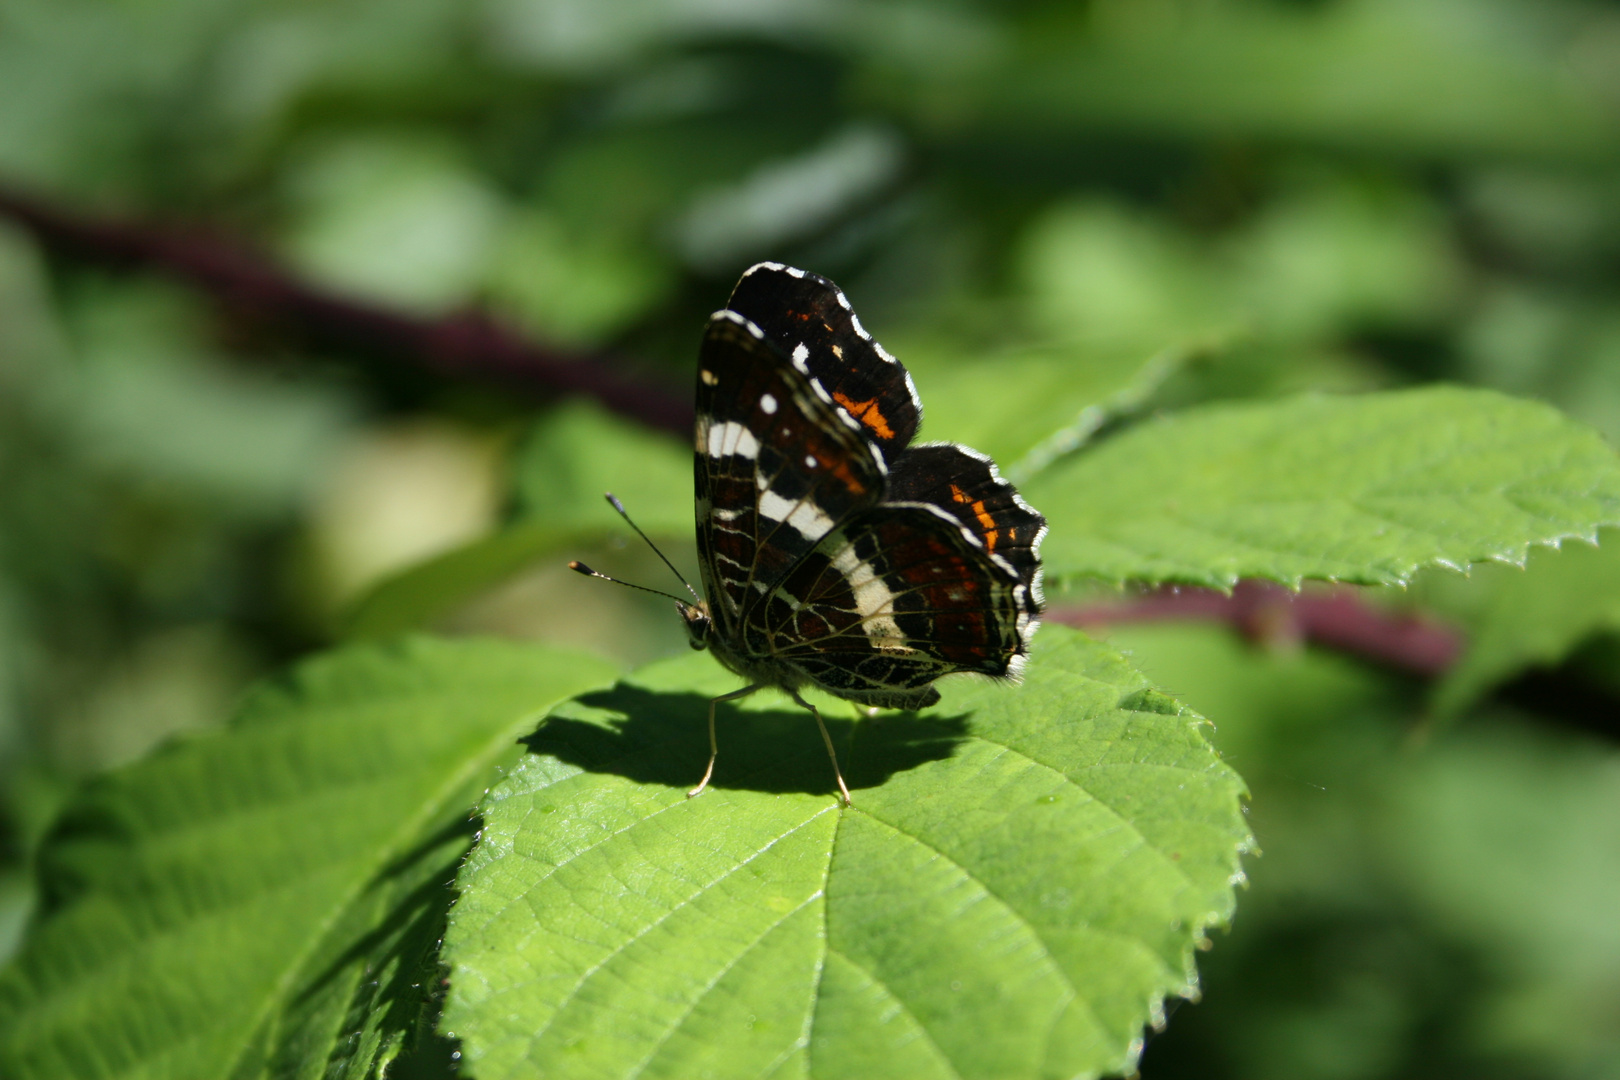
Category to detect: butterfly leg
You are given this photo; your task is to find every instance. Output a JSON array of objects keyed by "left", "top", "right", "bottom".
[
  {"left": 790, "top": 689, "right": 852, "bottom": 807},
  {"left": 689, "top": 684, "right": 761, "bottom": 799}
]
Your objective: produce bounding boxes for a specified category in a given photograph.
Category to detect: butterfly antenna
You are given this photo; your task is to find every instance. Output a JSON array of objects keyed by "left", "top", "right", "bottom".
[
  {"left": 602, "top": 492, "right": 701, "bottom": 603},
  {"left": 567, "top": 561, "right": 691, "bottom": 605}
]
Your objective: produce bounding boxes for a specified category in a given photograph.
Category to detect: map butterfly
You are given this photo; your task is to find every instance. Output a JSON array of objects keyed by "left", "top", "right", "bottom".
[{"left": 573, "top": 263, "right": 1045, "bottom": 804}]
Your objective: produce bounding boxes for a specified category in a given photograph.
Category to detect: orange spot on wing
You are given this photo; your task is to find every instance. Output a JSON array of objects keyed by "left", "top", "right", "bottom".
[
  {"left": 951, "top": 483, "right": 1000, "bottom": 553},
  {"left": 832, "top": 392, "right": 896, "bottom": 440},
  {"left": 832, "top": 459, "right": 867, "bottom": 494}
]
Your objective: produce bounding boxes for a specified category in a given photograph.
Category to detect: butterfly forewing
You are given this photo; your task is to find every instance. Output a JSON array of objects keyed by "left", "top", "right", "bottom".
[
  {"left": 694, "top": 311, "right": 884, "bottom": 634},
  {"left": 726, "top": 263, "right": 922, "bottom": 456}
]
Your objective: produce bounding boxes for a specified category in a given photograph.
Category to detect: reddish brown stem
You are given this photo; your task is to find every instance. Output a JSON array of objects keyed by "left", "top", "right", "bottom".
[
  {"left": 0, "top": 186, "right": 1474, "bottom": 679},
  {"left": 1050, "top": 580, "right": 1463, "bottom": 677},
  {"left": 0, "top": 182, "right": 693, "bottom": 436}
]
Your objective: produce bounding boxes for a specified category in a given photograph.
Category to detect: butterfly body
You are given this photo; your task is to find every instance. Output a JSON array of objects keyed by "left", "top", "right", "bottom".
[{"left": 679, "top": 265, "right": 1046, "bottom": 794}]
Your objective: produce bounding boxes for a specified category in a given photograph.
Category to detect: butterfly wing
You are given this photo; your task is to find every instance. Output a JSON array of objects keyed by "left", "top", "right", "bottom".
[
  {"left": 726, "top": 263, "right": 922, "bottom": 456},
  {"left": 694, "top": 311, "right": 886, "bottom": 638},
  {"left": 886, "top": 442, "right": 1046, "bottom": 610},
  {"left": 754, "top": 501, "right": 1034, "bottom": 708}
]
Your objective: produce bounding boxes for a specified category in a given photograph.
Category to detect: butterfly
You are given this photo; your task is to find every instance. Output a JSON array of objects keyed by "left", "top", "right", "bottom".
[{"left": 572, "top": 263, "right": 1045, "bottom": 804}]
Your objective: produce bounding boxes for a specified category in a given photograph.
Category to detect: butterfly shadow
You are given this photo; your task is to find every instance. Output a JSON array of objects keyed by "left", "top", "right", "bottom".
[{"left": 522, "top": 683, "right": 970, "bottom": 799}]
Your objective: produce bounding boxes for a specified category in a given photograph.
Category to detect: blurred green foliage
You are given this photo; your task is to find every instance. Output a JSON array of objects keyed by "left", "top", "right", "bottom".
[{"left": 2, "top": 0, "right": 1620, "bottom": 1077}]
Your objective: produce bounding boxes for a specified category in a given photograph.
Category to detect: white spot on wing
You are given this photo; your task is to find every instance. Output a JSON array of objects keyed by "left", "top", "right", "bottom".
[
  {"left": 828, "top": 538, "right": 908, "bottom": 651},
  {"left": 805, "top": 454, "right": 818, "bottom": 468},
  {"left": 758, "top": 490, "right": 835, "bottom": 541},
  {"left": 700, "top": 368, "right": 717, "bottom": 386},
  {"left": 761, "top": 393, "right": 778, "bottom": 414},
  {"left": 902, "top": 370, "right": 922, "bottom": 412},
  {"left": 747, "top": 261, "right": 806, "bottom": 279},
  {"left": 706, "top": 420, "right": 759, "bottom": 460},
  {"left": 713, "top": 309, "right": 766, "bottom": 339},
  {"left": 791, "top": 342, "right": 810, "bottom": 373}
]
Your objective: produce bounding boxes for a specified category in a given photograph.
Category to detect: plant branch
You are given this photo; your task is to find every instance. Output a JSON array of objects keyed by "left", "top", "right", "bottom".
[
  {"left": 0, "top": 181, "right": 694, "bottom": 436},
  {"left": 1049, "top": 579, "right": 1463, "bottom": 677},
  {"left": 0, "top": 185, "right": 1480, "bottom": 681}
]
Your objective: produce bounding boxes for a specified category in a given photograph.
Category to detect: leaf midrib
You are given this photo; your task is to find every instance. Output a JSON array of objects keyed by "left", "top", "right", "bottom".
[
  {"left": 516, "top": 805, "right": 838, "bottom": 1056},
  {"left": 621, "top": 890, "right": 827, "bottom": 1080}
]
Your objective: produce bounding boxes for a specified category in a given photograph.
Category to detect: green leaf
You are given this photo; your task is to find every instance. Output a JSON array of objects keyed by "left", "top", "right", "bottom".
[
  {"left": 900, "top": 335, "right": 1206, "bottom": 483},
  {"left": 1423, "top": 531, "right": 1620, "bottom": 717},
  {"left": 0, "top": 638, "right": 619, "bottom": 1080},
  {"left": 441, "top": 625, "right": 1251, "bottom": 1080},
  {"left": 1025, "top": 387, "right": 1620, "bottom": 591}
]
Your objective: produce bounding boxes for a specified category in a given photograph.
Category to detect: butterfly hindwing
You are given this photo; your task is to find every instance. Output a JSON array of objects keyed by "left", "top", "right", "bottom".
[
  {"left": 726, "top": 263, "right": 921, "bottom": 456},
  {"left": 694, "top": 311, "right": 885, "bottom": 636},
  {"left": 886, "top": 442, "right": 1046, "bottom": 607},
  {"left": 752, "top": 502, "right": 1027, "bottom": 707}
]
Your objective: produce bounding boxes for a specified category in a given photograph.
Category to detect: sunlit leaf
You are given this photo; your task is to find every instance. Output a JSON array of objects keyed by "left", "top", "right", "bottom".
[
  {"left": 1027, "top": 387, "right": 1620, "bottom": 591},
  {"left": 342, "top": 522, "right": 585, "bottom": 639},
  {"left": 442, "top": 626, "right": 1251, "bottom": 1080},
  {"left": 901, "top": 335, "right": 1205, "bottom": 481}
]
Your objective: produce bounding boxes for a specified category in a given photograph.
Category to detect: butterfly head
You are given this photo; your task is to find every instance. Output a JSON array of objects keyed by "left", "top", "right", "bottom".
[{"left": 678, "top": 599, "right": 713, "bottom": 650}]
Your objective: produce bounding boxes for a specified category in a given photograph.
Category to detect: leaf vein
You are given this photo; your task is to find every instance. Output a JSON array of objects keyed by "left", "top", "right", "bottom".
[
  {"left": 622, "top": 890, "right": 826, "bottom": 1080},
  {"left": 854, "top": 811, "right": 1096, "bottom": 1031},
  {"left": 523, "top": 806, "right": 838, "bottom": 1053},
  {"left": 819, "top": 946, "right": 965, "bottom": 1080}
]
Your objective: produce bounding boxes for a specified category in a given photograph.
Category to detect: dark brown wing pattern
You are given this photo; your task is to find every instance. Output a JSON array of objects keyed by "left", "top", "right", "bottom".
[
  {"left": 885, "top": 442, "right": 1046, "bottom": 613},
  {"left": 757, "top": 504, "right": 1029, "bottom": 708},
  {"left": 696, "top": 263, "right": 1045, "bottom": 708},
  {"left": 693, "top": 311, "right": 883, "bottom": 638},
  {"left": 726, "top": 263, "right": 922, "bottom": 457}
]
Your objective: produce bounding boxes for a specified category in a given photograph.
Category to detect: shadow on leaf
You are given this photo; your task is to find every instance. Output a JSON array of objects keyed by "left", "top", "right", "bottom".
[{"left": 522, "top": 682, "right": 970, "bottom": 797}]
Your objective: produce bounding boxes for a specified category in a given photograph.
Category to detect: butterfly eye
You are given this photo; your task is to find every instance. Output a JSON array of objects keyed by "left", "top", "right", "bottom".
[{"left": 679, "top": 604, "right": 712, "bottom": 650}]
